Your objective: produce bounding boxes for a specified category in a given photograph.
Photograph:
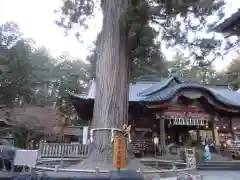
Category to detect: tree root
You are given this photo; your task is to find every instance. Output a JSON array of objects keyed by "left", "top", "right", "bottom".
[
  {"left": 65, "top": 132, "right": 183, "bottom": 177},
  {"left": 68, "top": 157, "right": 152, "bottom": 171},
  {"left": 67, "top": 146, "right": 150, "bottom": 171},
  {"left": 67, "top": 157, "right": 179, "bottom": 178}
]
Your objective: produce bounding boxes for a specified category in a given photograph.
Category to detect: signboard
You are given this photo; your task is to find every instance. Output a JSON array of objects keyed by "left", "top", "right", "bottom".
[
  {"left": 14, "top": 150, "right": 38, "bottom": 166},
  {"left": 164, "top": 105, "right": 211, "bottom": 120},
  {"left": 185, "top": 148, "right": 196, "bottom": 169},
  {"left": 113, "top": 134, "right": 126, "bottom": 169},
  {"left": 168, "top": 118, "right": 207, "bottom": 126}
]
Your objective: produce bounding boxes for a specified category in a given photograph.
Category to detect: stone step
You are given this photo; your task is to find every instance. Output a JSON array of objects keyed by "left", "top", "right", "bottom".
[
  {"left": 36, "top": 159, "right": 80, "bottom": 168},
  {"left": 197, "top": 166, "right": 240, "bottom": 170},
  {"left": 197, "top": 161, "right": 240, "bottom": 170},
  {"left": 142, "top": 162, "right": 187, "bottom": 170},
  {"left": 144, "top": 160, "right": 240, "bottom": 171},
  {"left": 198, "top": 164, "right": 240, "bottom": 167},
  {"left": 204, "top": 160, "right": 240, "bottom": 164}
]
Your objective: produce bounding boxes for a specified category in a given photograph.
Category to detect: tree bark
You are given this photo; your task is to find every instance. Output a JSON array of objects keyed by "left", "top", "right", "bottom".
[
  {"left": 93, "top": 0, "right": 130, "bottom": 136},
  {"left": 89, "top": 0, "right": 131, "bottom": 169},
  {"left": 68, "top": 1, "right": 175, "bottom": 172},
  {"left": 69, "top": 0, "right": 135, "bottom": 170}
]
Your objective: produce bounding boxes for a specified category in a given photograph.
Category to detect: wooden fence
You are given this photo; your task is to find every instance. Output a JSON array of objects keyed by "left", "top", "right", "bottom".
[{"left": 38, "top": 143, "right": 89, "bottom": 158}]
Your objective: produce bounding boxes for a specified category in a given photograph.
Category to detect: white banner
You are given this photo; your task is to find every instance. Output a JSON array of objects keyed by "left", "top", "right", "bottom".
[
  {"left": 168, "top": 118, "right": 207, "bottom": 126},
  {"left": 82, "top": 126, "right": 88, "bottom": 145}
]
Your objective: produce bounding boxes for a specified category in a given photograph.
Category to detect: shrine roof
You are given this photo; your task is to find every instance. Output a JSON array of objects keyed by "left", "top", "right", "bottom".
[
  {"left": 70, "top": 80, "right": 159, "bottom": 101},
  {"left": 142, "top": 83, "right": 240, "bottom": 108},
  {"left": 137, "top": 76, "right": 182, "bottom": 96},
  {"left": 69, "top": 76, "right": 240, "bottom": 108},
  {"left": 69, "top": 92, "right": 89, "bottom": 100},
  {"left": 69, "top": 76, "right": 181, "bottom": 102},
  {"left": 213, "top": 8, "right": 240, "bottom": 33}
]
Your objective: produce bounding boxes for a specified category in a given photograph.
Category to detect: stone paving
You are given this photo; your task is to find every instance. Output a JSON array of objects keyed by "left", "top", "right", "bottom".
[
  {"left": 0, "top": 170, "right": 239, "bottom": 180},
  {"left": 199, "top": 171, "right": 240, "bottom": 180},
  {"left": 150, "top": 171, "right": 240, "bottom": 180}
]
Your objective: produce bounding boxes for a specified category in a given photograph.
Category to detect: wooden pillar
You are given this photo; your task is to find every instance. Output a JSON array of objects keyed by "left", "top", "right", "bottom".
[
  {"left": 211, "top": 115, "right": 216, "bottom": 143},
  {"left": 159, "top": 118, "right": 166, "bottom": 154},
  {"left": 230, "top": 116, "right": 233, "bottom": 136},
  {"left": 196, "top": 128, "right": 200, "bottom": 142},
  {"left": 213, "top": 114, "right": 220, "bottom": 146}
]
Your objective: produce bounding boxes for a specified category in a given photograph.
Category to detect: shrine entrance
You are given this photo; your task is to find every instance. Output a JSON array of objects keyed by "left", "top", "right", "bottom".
[
  {"left": 161, "top": 100, "right": 214, "bottom": 147},
  {"left": 166, "top": 126, "right": 194, "bottom": 145},
  {"left": 165, "top": 120, "right": 214, "bottom": 146}
]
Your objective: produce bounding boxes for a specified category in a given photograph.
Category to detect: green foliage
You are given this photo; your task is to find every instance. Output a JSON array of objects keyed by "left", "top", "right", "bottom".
[
  {"left": 55, "top": 0, "right": 232, "bottom": 81},
  {"left": 55, "top": 0, "right": 165, "bottom": 80},
  {"left": 0, "top": 22, "right": 91, "bottom": 127},
  {"left": 53, "top": 54, "right": 90, "bottom": 96},
  {"left": 225, "top": 57, "right": 240, "bottom": 90},
  {"left": 0, "top": 21, "right": 96, "bottom": 146},
  {"left": 0, "top": 22, "right": 23, "bottom": 47},
  {"left": 167, "top": 53, "right": 225, "bottom": 84},
  {"left": 85, "top": 49, "right": 97, "bottom": 78},
  {"left": 0, "top": 22, "right": 34, "bottom": 105}
]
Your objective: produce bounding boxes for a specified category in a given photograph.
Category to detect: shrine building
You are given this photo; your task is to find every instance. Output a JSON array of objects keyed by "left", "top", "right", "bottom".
[
  {"left": 69, "top": 76, "right": 240, "bottom": 157},
  {"left": 214, "top": 8, "right": 240, "bottom": 37}
]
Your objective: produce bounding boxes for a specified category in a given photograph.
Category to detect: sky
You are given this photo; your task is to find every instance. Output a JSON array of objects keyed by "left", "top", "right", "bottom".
[
  {"left": 0, "top": 0, "right": 102, "bottom": 59},
  {"left": 0, "top": 0, "right": 239, "bottom": 71}
]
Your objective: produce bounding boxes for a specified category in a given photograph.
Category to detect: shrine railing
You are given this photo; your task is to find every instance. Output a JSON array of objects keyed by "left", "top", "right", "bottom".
[
  {"left": 38, "top": 143, "right": 89, "bottom": 159},
  {"left": 38, "top": 141, "right": 151, "bottom": 159}
]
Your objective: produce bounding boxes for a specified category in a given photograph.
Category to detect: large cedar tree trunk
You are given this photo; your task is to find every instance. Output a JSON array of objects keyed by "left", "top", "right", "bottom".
[
  {"left": 92, "top": 0, "right": 129, "bottom": 138},
  {"left": 89, "top": 0, "right": 130, "bottom": 165},
  {"left": 70, "top": 0, "right": 137, "bottom": 170},
  {"left": 69, "top": 0, "right": 172, "bottom": 172}
]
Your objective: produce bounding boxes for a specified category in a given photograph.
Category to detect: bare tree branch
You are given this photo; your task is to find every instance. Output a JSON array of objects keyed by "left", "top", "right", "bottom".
[{"left": 6, "top": 105, "right": 61, "bottom": 135}]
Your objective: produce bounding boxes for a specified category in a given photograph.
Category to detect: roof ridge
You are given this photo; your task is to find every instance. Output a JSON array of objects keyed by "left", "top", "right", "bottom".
[
  {"left": 142, "top": 83, "right": 240, "bottom": 109},
  {"left": 137, "top": 76, "right": 183, "bottom": 97}
]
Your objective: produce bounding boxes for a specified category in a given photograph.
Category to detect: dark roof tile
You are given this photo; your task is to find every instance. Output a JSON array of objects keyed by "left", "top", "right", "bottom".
[
  {"left": 69, "top": 76, "right": 240, "bottom": 108},
  {"left": 142, "top": 83, "right": 240, "bottom": 108},
  {"left": 213, "top": 8, "right": 240, "bottom": 32},
  {"left": 138, "top": 76, "right": 182, "bottom": 96}
]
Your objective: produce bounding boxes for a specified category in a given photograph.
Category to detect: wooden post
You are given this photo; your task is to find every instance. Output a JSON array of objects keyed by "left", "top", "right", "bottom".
[
  {"left": 10, "top": 160, "right": 14, "bottom": 173},
  {"left": 213, "top": 115, "right": 220, "bottom": 146},
  {"left": 230, "top": 116, "right": 233, "bottom": 136},
  {"left": 28, "top": 166, "right": 32, "bottom": 173},
  {"left": 38, "top": 140, "right": 43, "bottom": 159},
  {"left": 95, "top": 167, "right": 99, "bottom": 173},
  {"left": 211, "top": 115, "right": 216, "bottom": 143},
  {"left": 159, "top": 118, "right": 166, "bottom": 154},
  {"left": 54, "top": 165, "right": 59, "bottom": 172},
  {"left": 196, "top": 127, "right": 200, "bottom": 143}
]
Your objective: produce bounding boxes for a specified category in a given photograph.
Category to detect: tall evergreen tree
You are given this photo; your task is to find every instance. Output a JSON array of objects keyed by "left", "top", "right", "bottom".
[{"left": 55, "top": 0, "right": 227, "bottom": 169}]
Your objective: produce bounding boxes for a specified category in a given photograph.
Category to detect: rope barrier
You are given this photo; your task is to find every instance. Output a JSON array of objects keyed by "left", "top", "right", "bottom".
[{"left": 90, "top": 124, "right": 132, "bottom": 143}]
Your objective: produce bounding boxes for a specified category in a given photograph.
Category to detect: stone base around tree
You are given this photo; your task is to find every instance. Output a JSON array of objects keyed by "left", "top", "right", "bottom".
[{"left": 11, "top": 170, "right": 145, "bottom": 180}]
